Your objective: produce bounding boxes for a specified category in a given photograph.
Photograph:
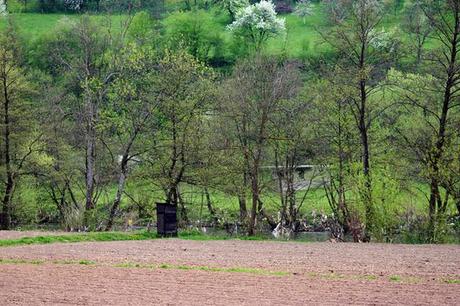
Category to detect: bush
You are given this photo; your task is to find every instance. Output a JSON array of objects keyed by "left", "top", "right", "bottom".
[
  {"left": 275, "top": 1, "right": 292, "bottom": 14},
  {"left": 162, "top": 10, "right": 227, "bottom": 65}
]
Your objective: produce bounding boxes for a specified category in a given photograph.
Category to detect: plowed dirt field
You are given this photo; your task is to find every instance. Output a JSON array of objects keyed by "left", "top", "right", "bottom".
[{"left": 0, "top": 234, "right": 459, "bottom": 305}]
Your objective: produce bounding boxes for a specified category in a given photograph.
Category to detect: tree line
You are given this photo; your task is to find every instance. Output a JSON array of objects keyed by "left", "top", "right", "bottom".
[{"left": 0, "top": 0, "right": 459, "bottom": 242}]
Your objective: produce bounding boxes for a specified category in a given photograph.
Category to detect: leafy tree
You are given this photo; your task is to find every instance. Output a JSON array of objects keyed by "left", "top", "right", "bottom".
[
  {"left": 0, "top": 21, "right": 42, "bottom": 229},
  {"left": 147, "top": 50, "right": 215, "bottom": 221},
  {"left": 415, "top": 0, "right": 460, "bottom": 238},
  {"left": 216, "top": 0, "right": 249, "bottom": 20},
  {"left": 389, "top": 0, "right": 460, "bottom": 239},
  {"left": 219, "top": 56, "right": 300, "bottom": 235},
  {"left": 294, "top": 0, "right": 313, "bottom": 24},
  {"left": 402, "top": 0, "right": 433, "bottom": 67},
  {"left": 163, "top": 10, "right": 224, "bottom": 64},
  {"left": 104, "top": 43, "right": 158, "bottom": 230},
  {"left": 21, "top": 66, "right": 83, "bottom": 229},
  {"left": 310, "top": 78, "right": 366, "bottom": 241},
  {"left": 227, "top": 0, "right": 285, "bottom": 52},
  {"left": 321, "top": 0, "right": 399, "bottom": 237},
  {"left": 48, "top": 16, "right": 129, "bottom": 227},
  {"left": 128, "top": 11, "right": 156, "bottom": 44}
]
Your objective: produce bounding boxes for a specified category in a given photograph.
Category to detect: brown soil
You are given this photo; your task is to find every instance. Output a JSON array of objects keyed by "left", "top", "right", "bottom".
[{"left": 0, "top": 238, "right": 459, "bottom": 305}]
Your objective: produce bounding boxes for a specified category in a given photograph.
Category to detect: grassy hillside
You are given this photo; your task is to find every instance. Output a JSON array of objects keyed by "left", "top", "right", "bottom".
[
  {"left": 0, "top": 3, "right": 412, "bottom": 60},
  {"left": 1, "top": 3, "right": 336, "bottom": 58},
  {"left": 0, "top": 13, "right": 127, "bottom": 38}
]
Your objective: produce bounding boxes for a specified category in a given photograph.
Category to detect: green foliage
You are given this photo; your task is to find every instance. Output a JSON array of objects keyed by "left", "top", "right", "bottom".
[
  {"left": 0, "top": 0, "right": 459, "bottom": 243},
  {"left": 127, "top": 11, "right": 155, "bottom": 42},
  {"left": 217, "top": 0, "right": 248, "bottom": 20},
  {"left": 163, "top": 9, "right": 226, "bottom": 64},
  {"left": 0, "top": 230, "right": 158, "bottom": 247}
]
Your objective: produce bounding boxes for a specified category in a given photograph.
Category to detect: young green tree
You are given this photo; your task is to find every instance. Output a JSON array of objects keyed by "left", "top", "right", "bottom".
[
  {"left": 147, "top": 50, "right": 214, "bottom": 221},
  {"left": 49, "top": 16, "right": 130, "bottom": 227},
  {"left": 388, "top": 0, "right": 460, "bottom": 240},
  {"left": 310, "top": 78, "right": 365, "bottom": 241},
  {"left": 403, "top": 0, "right": 433, "bottom": 68},
  {"left": 163, "top": 10, "right": 224, "bottom": 64},
  {"left": 104, "top": 43, "right": 158, "bottom": 231},
  {"left": 33, "top": 75, "right": 83, "bottom": 230},
  {"left": 0, "top": 22, "right": 41, "bottom": 229},
  {"left": 321, "top": 0, "right": 399, "bottom": 236},
  {"left": 219, "top": 56, "right": 300, "bottom": 235}
]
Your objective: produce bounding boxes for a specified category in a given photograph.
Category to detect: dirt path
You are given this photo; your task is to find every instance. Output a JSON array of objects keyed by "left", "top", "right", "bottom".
[{"left": 0, "top": 239, "right": 459, "bottom": 305}]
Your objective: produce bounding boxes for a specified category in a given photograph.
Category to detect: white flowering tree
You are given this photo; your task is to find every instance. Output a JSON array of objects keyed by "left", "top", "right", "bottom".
[
  {"left": 227, "top": 0, "right": 285, "bottom": 52},
  {"left": 294, "top": 0, "right": 313, "bottom": 24},
  {"left": 0, "top": 0, "right": 7, "bottom": 15}
]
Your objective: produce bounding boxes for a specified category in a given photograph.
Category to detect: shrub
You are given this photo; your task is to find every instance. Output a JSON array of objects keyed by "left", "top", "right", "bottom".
[{"left": 275, "top": 1, "right": 292, "bottom": 14}]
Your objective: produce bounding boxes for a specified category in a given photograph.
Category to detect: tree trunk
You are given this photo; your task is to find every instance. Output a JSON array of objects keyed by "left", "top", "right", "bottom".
[
  {"left": 238, "top": 171, "right": 248, "bottom": 222},
  {"left": 274, "top": 148, "right": 287, "bottom": 224},
  {"left": 427, "top": 6, "right": 460, "bottom": 235},
  {"left": 1, "top": 68, "right": 13, "bottom": 230},
  {"left": 360, "top": 117, "right": 373, "bottom": 232},
  {"left": 106, "top": 130, "right": 139, "bottom": 231},
  {"left": 248, "top": 165, "right": 259, "bottom": 236},
  {"left": 238, "top": 194, "right": 247, "bottom": 222},
  {"left": 177, "top": 186, "right": 188, "bottom": 223},
  {"left": 358, "top": 36, "right": 373, "bottom": 235},
  {"left": 85, "top": 97, "right": 96, "bottom": 215},
  {"left": 284, "top": 153, "right": 298, "bottom": 228},
  {"left": 337, "top": 117, "right": 349, "bottom": 227},
  {"left": 106, "top": 159, "right": 128, "bottom": 231},
  {"left": 204, "top": 187, "right": 217, "bottom": 224},
  {"left": 456, "top": 196, "right": 460, "bottom": 216},
  {"left": 1, "top": 176, "right": 13, "bottom": 230}
]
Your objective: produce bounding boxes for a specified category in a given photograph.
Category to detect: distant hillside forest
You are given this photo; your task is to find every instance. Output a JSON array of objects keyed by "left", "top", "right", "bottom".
[{"left": 0, "top": 0, "right": 459, "bottom": 243}]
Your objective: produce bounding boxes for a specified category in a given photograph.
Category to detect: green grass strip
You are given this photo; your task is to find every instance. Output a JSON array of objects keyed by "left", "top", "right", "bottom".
[
  {"left": 442, "top": 278, "right": 460, "bottom": 284},
  {"left": 1, "top": 258, "right": 459, "bottom": 284},
  {"left": 0, "top": 229, "right": 315, "bottom": 248},
  {"left": 115, "top": 261, "right": 289, "bottom": 276},
  {"left": 0, "top": 258, "right": 288, "bottom": 276},
  {"left": 0, "top": 231, "right": 158, "bottom": 247},
  {"left": 141, "top": 262, "right": 289, "bottom": 276}
]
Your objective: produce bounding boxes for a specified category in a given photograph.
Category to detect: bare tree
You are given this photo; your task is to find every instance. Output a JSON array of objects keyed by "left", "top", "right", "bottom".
[
  {"left": 271, "top": 96, "right": 313, "bottom": 231},
  {"left": 403, "top": 0, "right": 433, "bottom": 67}
]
